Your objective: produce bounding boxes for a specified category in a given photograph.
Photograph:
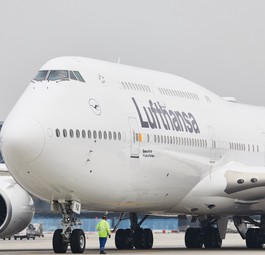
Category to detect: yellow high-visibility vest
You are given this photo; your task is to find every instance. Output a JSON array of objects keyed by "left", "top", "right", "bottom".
[{"left": 96, "top": 219, "right": 110, "bottom": 238}]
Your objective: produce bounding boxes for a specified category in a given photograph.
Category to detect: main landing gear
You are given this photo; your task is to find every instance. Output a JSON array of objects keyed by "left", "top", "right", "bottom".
[
  {"left": 234, "top": 215, "right": 265, "bottom": 249},
  {"left": 114, "top": 213, "right": 153, "bottom": 249},
  {"left": 185, "top": 216, "right": 223, "bottom": 249},
  {"left": 52, "top": 200, "right": 85, "bottom": 253}
]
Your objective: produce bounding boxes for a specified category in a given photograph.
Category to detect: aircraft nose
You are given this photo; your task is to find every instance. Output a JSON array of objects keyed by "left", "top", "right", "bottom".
[{"left": 0, "top": 115, "right": 45, "bottom": 164}]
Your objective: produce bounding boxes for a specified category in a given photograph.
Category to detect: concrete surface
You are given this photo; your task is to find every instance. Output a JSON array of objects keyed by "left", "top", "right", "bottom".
[{"left": 0, "top": 232, "right": 262, "bottom": 255}]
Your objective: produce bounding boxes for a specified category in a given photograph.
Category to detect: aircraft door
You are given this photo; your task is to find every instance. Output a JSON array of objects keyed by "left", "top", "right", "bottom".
[
  {"left": 207, "top": 126, "right": 216, "bottom": 178},
  {"left": 208, "top": 126, "right": 216, "bottom": 163},
  {"left": 128, "top": 117, "right": 140, "bottom": 158}
]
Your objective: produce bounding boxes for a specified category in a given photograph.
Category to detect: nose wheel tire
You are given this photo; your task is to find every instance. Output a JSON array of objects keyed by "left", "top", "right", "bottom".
[
  {"left": 53, "top": 229, "right": 68, "bottom": 253},
  {"left": 70, "top": 229, "right": 86, "bottom": 253}
]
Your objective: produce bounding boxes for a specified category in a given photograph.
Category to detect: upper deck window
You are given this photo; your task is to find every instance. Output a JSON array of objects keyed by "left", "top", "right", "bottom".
[{"left": 33, "top": 70, "right": 85, "bottom": 83}]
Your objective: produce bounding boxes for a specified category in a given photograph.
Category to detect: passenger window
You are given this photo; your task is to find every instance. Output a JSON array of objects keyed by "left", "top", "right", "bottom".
[
  {"left": 104, "top": 131, "right": 107, "bottom": 140},
  {"left": 118, "top": 132, "right": 121, "bottom": 141},
  {"left": 108, "top": 131, "right": 112, "bottom": 140},
  {"left": 146, "top": 85, "right": 151, "bottom": 92},
  {"left": 55, "top": 129, "right": 60, "bottom": 137},
  {"left": 63, "top": 129, "right": 67, "bottom": 138},
  {"left": 76, "top": 129, "right": 80, "bottom": 138},
  {"left": 82, "top": 130, "right": 86, "bottom": 138},
  {"left": 93, "top": 130, "right": 97, "bottom": 139},
  {"left": 113, "top": 132, "right": 117, "bottom": 140},
  {"left": 88, "top": 130, "right": 92, "bottom": 139},
  {"left": 124, "top": 82, "right": 129, "bottom": 89},
  {"left": 70, "top": 129, "right": 74, "bottom": 138}
]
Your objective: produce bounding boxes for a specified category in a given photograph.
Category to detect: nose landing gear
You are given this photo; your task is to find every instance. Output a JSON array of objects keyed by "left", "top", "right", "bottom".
[{"left": 52, "top": 200, "right": 85, "bottom": 254}]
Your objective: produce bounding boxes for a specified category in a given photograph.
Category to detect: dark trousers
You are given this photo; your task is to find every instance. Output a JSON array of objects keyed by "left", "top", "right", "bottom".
[{"left": 99, "top": 237, "right": 107, "bottom": 252}]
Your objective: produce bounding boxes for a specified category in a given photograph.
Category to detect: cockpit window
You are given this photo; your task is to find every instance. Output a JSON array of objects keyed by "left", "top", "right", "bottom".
[
  {"left": 48, "top": 70, "right": 69, "bottom": 81},
  {"left": 34, "top": 70, "right": 48, "bottom": 81},
  {"left": 73, "top": 71, "right": 85, "bottom": 82},
  {"left": 70, "top": 71, "right": 78, "bottom": 80},
  {"left": 33, "top": 70, "right": 85, "bottom": 83}
]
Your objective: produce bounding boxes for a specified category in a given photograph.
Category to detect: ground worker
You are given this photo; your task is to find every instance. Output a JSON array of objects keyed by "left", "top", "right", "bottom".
[{"left": 96, "top": 215, "right": 111, "bottom": 254}]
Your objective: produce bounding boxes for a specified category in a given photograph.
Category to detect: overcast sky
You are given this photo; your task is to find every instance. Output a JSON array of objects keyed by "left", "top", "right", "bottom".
[{"left": 0, "top": 0, "right": 264, "bottom": 119}]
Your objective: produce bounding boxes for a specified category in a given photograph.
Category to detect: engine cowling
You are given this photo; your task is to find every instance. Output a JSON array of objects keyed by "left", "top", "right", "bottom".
[{"left": 0, "top": 176, "right": 35, "bottom": 238}]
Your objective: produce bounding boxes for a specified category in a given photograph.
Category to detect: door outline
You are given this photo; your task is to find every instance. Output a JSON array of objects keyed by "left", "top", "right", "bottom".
[
  {"left": 128, "top": 117, "right": 140, "bottom": 158},
  {"left": 208, "top": 126, "right": 216, "bottom": 163}
]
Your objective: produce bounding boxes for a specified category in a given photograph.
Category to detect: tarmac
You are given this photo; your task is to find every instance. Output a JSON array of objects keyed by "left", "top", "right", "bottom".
[{"left": 0, "top": 232, "right": 264, "bottom": 255}]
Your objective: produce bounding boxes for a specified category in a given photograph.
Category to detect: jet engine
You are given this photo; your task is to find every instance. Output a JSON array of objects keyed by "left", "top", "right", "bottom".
[{"left": 0, "top": 176, "right": 35, "bottom": 238}]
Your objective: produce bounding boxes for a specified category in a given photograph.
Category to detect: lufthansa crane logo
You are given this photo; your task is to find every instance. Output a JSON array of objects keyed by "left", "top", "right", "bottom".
[{"left": 89, "top": 98, "right": 101, "bottom": 116}]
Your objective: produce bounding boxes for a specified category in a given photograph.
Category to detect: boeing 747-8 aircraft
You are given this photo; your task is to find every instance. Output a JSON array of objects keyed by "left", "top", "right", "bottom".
[{"left": 1, "top": 57, "right": 265, "bottom": 253}]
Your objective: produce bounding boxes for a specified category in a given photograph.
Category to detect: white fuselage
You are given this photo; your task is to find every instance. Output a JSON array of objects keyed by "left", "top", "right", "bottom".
[{"left": 1, "top": 57, "right": 265, "bottom": 216}]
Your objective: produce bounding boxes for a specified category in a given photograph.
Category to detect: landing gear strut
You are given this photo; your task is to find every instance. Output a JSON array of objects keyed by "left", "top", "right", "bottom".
[
  {"left": 52, "top": 200, "right": 85, "bottom": 253},
  {"left": 185, "top": 216, "right": 223, "bottom": 249},
  {"left": 114, "top": 213, "right": 153, "bottom": 249},
  {"left": 234, "top": 215, "right": 265, "bottom": 249}
]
